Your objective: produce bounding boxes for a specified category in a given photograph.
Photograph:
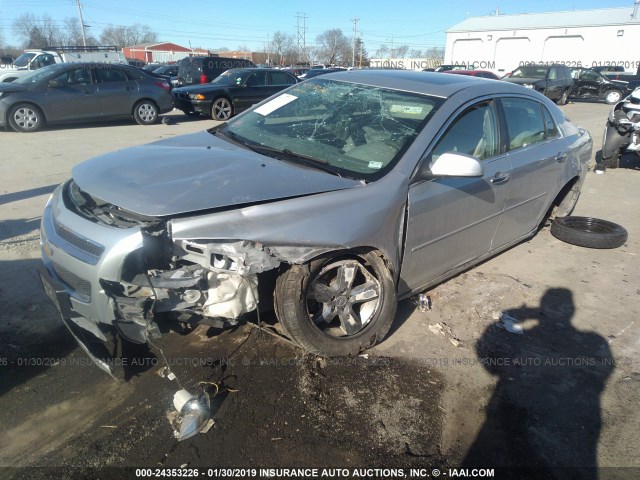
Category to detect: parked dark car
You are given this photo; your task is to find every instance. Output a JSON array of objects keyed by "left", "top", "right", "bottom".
[
  {"left": 503, "top": 64, "right": 574, "bottom": 104},
  {"left": 0, "top": 63, "right": 173, "bottom": 132},
  {"left": 592, "top": 66, "right": 625, "bottom": 74},
  {"left": 602, "top": 73, "right": 640, "bottom": 97},
  {"left": 569, "top": 67, "right": 625, "bottom": 104},
  {"left": 1, "top": 55, "right": 14, "bottom": 65},
  {"left": 39, "top": 71, "right": 592, "bottom": 379},
  {"left": 126, "top": 58, "right": 146, "bottom": 68},
  {"left": 154, "top": 64, "right": 178, "bottom": 77},
  {"left": 442, "top": 69, "right": 500, "bottom": 80},
  {"left": 172, "top": 67, "right": 298, "bottom": 120},
  {"left": 177, "top": 56, "right": 256, "bottom": 86},
  {"left": 302, "top": 67, "right": 347, "bottom": 79}
]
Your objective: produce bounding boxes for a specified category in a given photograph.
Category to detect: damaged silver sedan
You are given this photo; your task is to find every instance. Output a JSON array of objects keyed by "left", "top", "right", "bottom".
[{"left": 39, "top": 70, "right": 592, "bottom": 375}]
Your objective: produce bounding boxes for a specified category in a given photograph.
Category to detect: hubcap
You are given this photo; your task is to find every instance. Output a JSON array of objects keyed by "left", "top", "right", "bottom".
[
  {"left": 606, "top": 92, "right": 621, "bottom": 103},
  {"left": 306, "top": 259, "right": 381, "bottom": 337},
  {"left": 14, "top": 107, "right": 39, "bottom": 130},
  {"left": 138, "top": 104, "right": 156, "bottom": 122},
  {"left": 213, "top": 100, "right": 231, "bottom": 120}
]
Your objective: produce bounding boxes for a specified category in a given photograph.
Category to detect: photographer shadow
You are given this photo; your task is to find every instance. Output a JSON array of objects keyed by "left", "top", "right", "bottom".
[{"left": 462, "top": 288, "right": 613, "bottom": 479}]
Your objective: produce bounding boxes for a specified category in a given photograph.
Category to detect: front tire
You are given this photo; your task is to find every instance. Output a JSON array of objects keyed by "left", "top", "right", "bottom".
[
  {"left": 133, "top": 100, "right": 159, "bottom": 125},
  {"left": 211, "top": 97, "right": 233, "bottom": 120},
  {"left": 604, "top": 90, "right": 622, "bottom": 105},
  {"left": 556, "top": 88, "right": 570, "bottom": 106},
  {"left": 274, "top": 251, "right": 397, "bottom": 357},
  {"left": 8, "top": 103, "right": 44, "bottom": 132}
]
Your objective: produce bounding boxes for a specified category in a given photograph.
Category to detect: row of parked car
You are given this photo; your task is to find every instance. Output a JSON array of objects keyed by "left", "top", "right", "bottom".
[
  {"left": 438, "top": 63, "right": 640, "bottom": 106},
  {"left": 1, "top": 55, "right": 637, "bottom": 132}
]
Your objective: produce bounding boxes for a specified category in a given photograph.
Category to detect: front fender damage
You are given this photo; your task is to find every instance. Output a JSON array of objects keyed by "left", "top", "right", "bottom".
[{"left": 103, "top": 235, "right": 321, "bottom": 344}]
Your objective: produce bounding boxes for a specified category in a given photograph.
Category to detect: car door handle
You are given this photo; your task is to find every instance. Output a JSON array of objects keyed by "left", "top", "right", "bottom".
[
  {"left": 555, "top": 152, "right": 568, "bottom": 162},
  {"left": 490, "top": 172, "right": 511, "bottom": 184}
]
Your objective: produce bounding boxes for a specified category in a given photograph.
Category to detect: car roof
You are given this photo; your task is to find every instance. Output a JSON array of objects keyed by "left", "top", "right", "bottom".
[{"left": 318, "top": 69, "right": 524, "bottom": 98}]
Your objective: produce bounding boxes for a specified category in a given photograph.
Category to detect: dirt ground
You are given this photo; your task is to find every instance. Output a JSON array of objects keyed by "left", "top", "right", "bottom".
[{"left": 0, "top": 102, "right": 638, "bottom": 480}]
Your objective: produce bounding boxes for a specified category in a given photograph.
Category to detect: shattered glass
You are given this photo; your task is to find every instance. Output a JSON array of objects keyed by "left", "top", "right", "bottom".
[{"left": 222, "top": 79, "right": 442, "bottom": 180}]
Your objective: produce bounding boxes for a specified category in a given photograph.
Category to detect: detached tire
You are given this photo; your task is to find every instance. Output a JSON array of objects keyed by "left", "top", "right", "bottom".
[
  {"left": 274, "top": 251, "right": 397, "bottom": 357},
  {"left": 551, "top": 216, "right": 628, "bottom": 249}
]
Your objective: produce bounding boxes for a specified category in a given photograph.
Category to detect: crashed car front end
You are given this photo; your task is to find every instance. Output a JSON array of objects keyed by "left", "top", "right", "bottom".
[{"left": 39, "top": 179, "right": 286, "bottom": 377}]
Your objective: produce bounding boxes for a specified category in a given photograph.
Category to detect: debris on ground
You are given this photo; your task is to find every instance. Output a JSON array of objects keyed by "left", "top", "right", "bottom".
[{"left": 497, "top": 313, "right": 525, "bottom": 335}]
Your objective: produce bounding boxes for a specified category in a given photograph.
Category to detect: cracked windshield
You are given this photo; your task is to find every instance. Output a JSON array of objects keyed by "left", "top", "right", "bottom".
[{"left": 221, "top": 79, "right": 442, "bottom": 179}]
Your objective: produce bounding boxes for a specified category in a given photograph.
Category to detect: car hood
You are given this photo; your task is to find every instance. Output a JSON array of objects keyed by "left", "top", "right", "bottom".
[
  {"left": 72, "top": 130, "right": 361, "bottom": 217},
  {"left": 504, "top": 77, "right": 543, "bottom": 85},
  {"left": 0, "top": 82, "right": 28, "bottom": 93}
]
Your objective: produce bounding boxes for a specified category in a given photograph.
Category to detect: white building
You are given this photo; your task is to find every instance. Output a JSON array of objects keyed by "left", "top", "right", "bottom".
[{"left": 444, "top": 3, "right": 640, "bottom": 75}]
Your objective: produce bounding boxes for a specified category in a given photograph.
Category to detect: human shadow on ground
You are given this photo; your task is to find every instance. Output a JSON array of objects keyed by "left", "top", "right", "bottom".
[{"left": 462, "top": 288, "right": 614, "bottom": 479}]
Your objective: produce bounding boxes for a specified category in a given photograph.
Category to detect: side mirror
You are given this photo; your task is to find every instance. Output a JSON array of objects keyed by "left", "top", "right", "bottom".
[
  {"left": 47, "top": 79, "right": 60, "bottom": 88},
  {"left": 418, "top": 152, "right": 484, "bottom": 180}
]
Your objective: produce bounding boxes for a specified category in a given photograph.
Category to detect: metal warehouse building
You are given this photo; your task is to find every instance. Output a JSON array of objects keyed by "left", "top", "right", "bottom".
[{"left": 444, "top": 3, "right": 640, "bottom": 75}]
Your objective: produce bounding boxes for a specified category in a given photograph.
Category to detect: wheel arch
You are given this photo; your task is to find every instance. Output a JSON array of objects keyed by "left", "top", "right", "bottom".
[{"left": 540, "top": 175, "right": 582, "bottom": 228}]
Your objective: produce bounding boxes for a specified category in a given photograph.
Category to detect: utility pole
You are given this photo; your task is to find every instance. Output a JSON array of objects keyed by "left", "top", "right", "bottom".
[
  {"left": 76, "top": 0, "right": 87, "bottom": 47},
  {"left": 351, "top": 18, "right": 359, "bottom": 68},
  {"left": 296, "top": 12, "right": 307, "bottom": 65}
]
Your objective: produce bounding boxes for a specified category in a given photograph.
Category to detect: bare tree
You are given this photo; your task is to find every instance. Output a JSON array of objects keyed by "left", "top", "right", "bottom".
[
  {"left": 375, "top": 44, "right": 389, "bottom": 58},
  {"left": 395, "top": 44, "right": 409, "bottom": 58},
  {"left": 100, "top": 23, "right": 158, "bottom": 48},
  {"left": 316, "top": 29, "right": 349, "bottom": 66},
  {"left": 13, "top": 13, "right": 58, "bottom": 48},
  {"left": 409, "top": 48, "right": 423, "bottom": 58},
  {"left": 269, "top": 31, "right": 294, "bottom": 65}
]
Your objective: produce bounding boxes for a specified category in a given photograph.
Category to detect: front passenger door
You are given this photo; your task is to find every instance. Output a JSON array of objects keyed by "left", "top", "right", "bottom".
[
  {"left": 233, "top": 71, "right": 268, "bottom": 112},
  {"left": 44, "top": 67, "right": 100, "bottom": 122},
  {"left": 399, "top": 100, "right": 511, "bottom": 295}
]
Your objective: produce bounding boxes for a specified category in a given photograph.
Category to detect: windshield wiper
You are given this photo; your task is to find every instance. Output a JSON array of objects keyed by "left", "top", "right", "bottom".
[
  {"left": 212, "top": 129, "right": 352, "bottom": 179},
  {"left": 248, "top": 144, "right": 345, "bottom": 177}
]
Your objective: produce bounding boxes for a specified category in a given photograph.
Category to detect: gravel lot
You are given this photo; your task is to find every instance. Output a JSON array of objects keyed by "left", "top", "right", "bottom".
[{"left": 0, "top": 103, "right": 638, "bottom": 479}]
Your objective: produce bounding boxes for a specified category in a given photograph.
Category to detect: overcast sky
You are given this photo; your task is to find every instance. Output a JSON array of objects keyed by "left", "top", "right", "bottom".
[{"left": 0, "top": 0, "right": 635, "bottom": 52}]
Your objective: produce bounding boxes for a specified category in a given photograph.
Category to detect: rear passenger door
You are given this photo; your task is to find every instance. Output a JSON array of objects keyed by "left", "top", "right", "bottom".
[
  {"left": 95, "top": 66, "right": 137, "bottom": 117},
  {"left": 492, "top": 97, "right": 565, "bottom": 246}
]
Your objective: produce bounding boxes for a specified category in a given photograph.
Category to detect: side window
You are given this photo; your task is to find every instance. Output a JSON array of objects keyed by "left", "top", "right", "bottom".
[
  {"left": 502, "top": 98, "right": 546, "bottom": 150},
  {"left": 431, "top": 101, "right": 499, "bottom": 162},
  {"left": 581, "top": 70, "right": 599, "bottom": 82},
  {"left": 270, "top": 71, "right": 296, "bottom": 86},
  {"left": 55, "top": 68, "right": 92, "bottom": 86},
  {"left": 245, "top": 71, "right": 267, "bottom": 87},
  {"left": 97, "top": 68, "right": 128, "bottom": 83},
  {"left": 548, "top": 67, "right": 558, "bottom": 80},
  {"left": 542, "top": 105, "right": 559, "bottom": 139}
]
